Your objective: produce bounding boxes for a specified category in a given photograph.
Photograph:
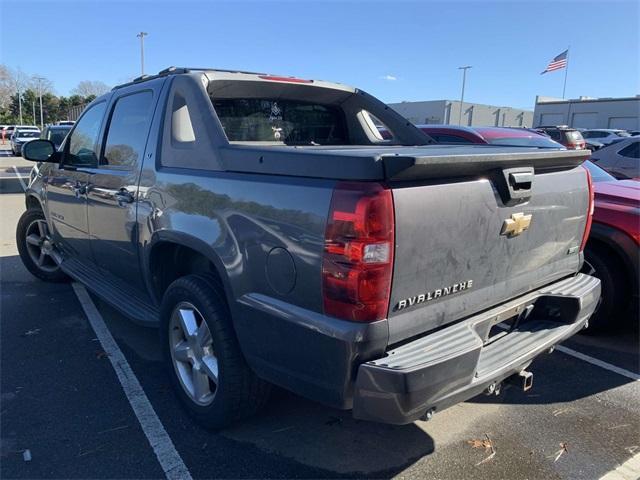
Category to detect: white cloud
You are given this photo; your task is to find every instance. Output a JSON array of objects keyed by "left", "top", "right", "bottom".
[{"left": 380, "top": 74, "right": 397, "bottom": 81}]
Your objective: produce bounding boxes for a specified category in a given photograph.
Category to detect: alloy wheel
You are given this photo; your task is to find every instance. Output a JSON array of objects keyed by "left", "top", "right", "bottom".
[
  {"left": 25, "top": 219, "right": 60, "bottom": 273},
  {"left": 169, "top": 302, "right": 218, "bottom": 406}
]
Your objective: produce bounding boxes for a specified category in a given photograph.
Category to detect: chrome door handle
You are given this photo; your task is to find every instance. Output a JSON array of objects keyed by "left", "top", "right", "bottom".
[
  {"left": 72, "top": 183, "right": 87, "bottom": 197},
  {"left": 114, "top": 188, "right": 134, "bottom": 206}
]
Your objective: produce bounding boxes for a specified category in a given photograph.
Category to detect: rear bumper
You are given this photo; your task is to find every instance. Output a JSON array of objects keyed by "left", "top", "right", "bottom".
[{"left": 353, "top": 273, "right": 601, "bottom": 424}]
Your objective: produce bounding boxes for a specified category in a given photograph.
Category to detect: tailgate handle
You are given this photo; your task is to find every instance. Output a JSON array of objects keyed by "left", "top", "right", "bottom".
[
  {"left": 509, "top": 172, "right": 533, "bottom": 191},
  {"left": 496, "top": 167, "right": 534, "bottom": 205}
]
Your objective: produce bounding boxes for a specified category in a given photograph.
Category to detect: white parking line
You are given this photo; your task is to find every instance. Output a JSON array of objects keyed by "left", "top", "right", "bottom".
[
  {"left": 600, "top": 453, "right": 640, "bottom": 480},
  {"left": 72, "top": 283, "right": 193, "bottom": 480},
  {"left": 11, "top": 165, "right": 27, "bottom": 191},
  {"left": 556, "top": 344, "right": 640, "bottom": 382}
]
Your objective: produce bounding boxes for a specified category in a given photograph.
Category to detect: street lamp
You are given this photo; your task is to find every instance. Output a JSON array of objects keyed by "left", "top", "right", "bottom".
[
  {"left": 137, "top": 32, "right": 148, "bottom": 75},
  {"left": 457, "top": 66, "right": 472, "bottom": 126},
  {"left": 34, "top": 76, "right": 45, "bottom": 129},
  {"left": 16, "top": 84, "right": 23, "bottom": 125}
]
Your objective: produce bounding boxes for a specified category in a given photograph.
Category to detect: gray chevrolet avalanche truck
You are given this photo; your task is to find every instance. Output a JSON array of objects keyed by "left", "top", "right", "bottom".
[{"left": 18, "top": 67, "right": 600, "bottom": 428}]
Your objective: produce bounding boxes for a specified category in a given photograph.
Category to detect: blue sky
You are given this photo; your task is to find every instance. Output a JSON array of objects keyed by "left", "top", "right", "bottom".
[{"left": 1, "top": 0, "right": 638, "bottom": 109}]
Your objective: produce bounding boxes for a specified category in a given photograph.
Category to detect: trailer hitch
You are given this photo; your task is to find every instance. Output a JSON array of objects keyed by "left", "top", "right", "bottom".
[{"left": 507, "top": 370, "right": 533, "bottom": 392}]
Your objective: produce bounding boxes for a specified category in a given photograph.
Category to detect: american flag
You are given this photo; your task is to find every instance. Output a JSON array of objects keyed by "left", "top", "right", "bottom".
[{"left": 541, "top": 50, "right": 568, "bottom": 74}]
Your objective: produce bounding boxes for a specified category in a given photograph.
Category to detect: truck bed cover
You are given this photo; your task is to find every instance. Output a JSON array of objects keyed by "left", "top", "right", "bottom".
[{"left": 219, "top": 145, "right": 590, "bottom": 181}]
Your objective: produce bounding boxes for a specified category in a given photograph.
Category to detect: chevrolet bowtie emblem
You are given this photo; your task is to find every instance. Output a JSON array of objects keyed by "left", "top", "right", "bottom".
[{"left": 501, "top": 213, "right": 532, "bottom": 237}]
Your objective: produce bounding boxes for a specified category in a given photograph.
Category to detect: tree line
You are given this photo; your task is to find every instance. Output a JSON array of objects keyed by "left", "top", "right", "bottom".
[{"left": 0, "top": 65, "right": 111, "bottom": 126}]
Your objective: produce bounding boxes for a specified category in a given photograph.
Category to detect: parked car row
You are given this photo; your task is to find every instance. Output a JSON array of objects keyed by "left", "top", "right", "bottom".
[
  {"left": 1, "top": 123, "right": 73, "bottom": 155},
  {"left": 9, "top": 126, "right": 41, "bottom": 155}
]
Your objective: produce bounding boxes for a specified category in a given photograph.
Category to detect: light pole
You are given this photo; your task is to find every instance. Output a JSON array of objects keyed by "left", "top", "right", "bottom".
[
  {"left": 17, "top": 85, "right": 23, "bottom": 125},
  {"left": 137, "top": 32, "right": 148, "bottom": 75},
  {"left": 457, "top": 66, "right": 472, "bottom": 126},
  {"left": 34, "top": 76, "right": 45, "bottom": 129}
]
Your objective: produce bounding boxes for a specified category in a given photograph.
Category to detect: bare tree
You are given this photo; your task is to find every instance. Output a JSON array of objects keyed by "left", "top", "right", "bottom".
[
  {"left": 71, "top": 80, "right": 110, "bottom": 98},
  {"left": 0, "top": 65, "right": 12, "bottom": 110},
  {"left": 30, "top": 75, "right": 54, "bottom": 95}
]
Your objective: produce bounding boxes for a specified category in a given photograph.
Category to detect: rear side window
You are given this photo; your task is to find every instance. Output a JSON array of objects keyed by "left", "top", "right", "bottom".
[
  {"left": 102, "top": 91, "right": 154, "bottom": 168},
  {"left": 619, "top": 142, "right": 639, "bottom": 159},
  {"left": 212, "top": 98, "right": 348, "bottom": 145}
]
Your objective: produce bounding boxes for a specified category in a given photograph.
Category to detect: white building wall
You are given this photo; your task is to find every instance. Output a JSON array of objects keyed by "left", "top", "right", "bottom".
[
  {"left": 389, "top": 100, "right": 533, "bottom": 127},
  {"left": 533, "top": 96, "right": 640, "bottom": 129}
]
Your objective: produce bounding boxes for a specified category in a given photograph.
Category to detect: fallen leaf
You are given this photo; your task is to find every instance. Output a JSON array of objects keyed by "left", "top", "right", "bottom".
[
  {"left": 552, "top": 442, "right": 568, "bottom": 462},
  {"left": 95, "top": 351, "right": 109, "bottom": 359},
  {"left": 467, "top": 439, "right": 492, "bottom": 450}
]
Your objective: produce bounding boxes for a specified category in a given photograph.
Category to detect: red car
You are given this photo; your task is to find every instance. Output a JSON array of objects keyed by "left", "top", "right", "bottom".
[
  {"left": 582, "top": 161, "right": 639, "bottom": 331},
  {"left": 413, "top": 125, "right": 564, "bottom": 148}
]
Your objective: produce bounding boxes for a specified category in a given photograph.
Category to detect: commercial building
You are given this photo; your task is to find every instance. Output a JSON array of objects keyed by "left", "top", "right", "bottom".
[
  {"left": 533, "top": 96, "right": 640, "bottom": 129},
  {"left": 388, "top": 100, "right": 534, "bottom": 127}
]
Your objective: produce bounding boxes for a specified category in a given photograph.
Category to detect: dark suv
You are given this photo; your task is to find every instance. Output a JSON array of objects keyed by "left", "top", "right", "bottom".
[{"left": 536, "top": 126, "right": 586, "bottom": 150}]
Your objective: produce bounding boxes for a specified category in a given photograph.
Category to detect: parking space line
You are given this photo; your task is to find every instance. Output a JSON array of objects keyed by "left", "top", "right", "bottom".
[
  {"left": 11, "top": 165, "right": 27, "bottom": 191},
  {"left": 556, "top": 345, "right": 640, "bottom": 382},
  {"left": 600, "top": 453, "right": 640, "bottom": 480},
  {"left": 72, "top": 283, "right": 193, "bottom": 480}
]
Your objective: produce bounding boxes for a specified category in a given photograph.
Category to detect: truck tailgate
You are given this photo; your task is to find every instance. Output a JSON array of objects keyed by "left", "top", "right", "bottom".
[{"left": 388, "top": 164, "right": 591, "bottom": 343}]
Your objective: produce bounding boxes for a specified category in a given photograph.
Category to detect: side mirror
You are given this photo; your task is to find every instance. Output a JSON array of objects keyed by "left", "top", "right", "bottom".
[{"left": 22, "top": 139, "right": 59, "bottom": 163}]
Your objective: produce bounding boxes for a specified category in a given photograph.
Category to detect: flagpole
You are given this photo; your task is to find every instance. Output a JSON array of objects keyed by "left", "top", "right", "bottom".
[{"left": 562, "top": 47, "right": 570, "bottom": 99}]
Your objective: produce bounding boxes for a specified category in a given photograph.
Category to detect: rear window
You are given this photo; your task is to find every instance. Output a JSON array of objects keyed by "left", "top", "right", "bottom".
[
  {"left": 212, "top": 98, "right": 348, "bottom": 145},
  {"left": 48, "top": 129, "right": 71, "bottom": 145},
  {"left": 566, "top": 130, "right": 583, "bottom": 141},
  {"left": 485, "top": 136, "right": 563, "bottom": 148},
  {"left": 17, "top": 130, "right": 40, "bottom": 138},
  {"left": 583, "top": 160, "right": 616, "bottom": 182},
  {"left": 615, "top": 131, "right": 631, "bottom": 137}
]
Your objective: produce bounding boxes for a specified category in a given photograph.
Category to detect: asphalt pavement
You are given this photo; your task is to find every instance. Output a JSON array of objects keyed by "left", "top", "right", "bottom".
[{"left": 1, "top": 146, "right": 639, "bottom": 479}]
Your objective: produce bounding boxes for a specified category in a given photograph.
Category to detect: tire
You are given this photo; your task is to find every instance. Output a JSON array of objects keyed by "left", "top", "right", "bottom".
[
  {"left": 582, "top": 245, "right": 627, "bottom": 332},
  {"left": 160, "top": 274, "right": 271, "bottom": 429},
  {"left": 16, "top": 209, "right": 69, "bottom": 283}
]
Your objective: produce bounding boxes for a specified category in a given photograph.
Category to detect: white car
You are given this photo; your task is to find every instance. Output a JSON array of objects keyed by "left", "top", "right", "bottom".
[
  {"left": 590, "top": 137, "right": 639, "bottom": 179},
  {"left": 581, "top": 129, "right": 632, "bottom": 146},
  {"left": 10, "top": 127, "right": 41, "bottom": 156}
]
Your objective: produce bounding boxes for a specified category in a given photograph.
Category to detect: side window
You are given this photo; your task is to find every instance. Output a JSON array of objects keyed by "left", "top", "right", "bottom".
[
  {"left": 67, "top": 102, "right": 107, "bottom": 166},
  {"left": 102, "top": 91, "right": 154, "bottom": 168},
  {"left": 619, "top": 142, "right": 639, "bottom": 159},
  {"left": 431, "top": 134, "right": 473, "bottom": 144}
]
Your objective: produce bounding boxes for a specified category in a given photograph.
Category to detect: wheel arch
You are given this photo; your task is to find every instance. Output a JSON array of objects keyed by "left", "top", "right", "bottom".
[
  {"left": 25, "top": 193, "right": 43, "bottom": 211},
  {"left": 586, "top": 222, "right": 638, "bottom": 293},
  {"left": 146, "top": 231, "right": 234, "bottom": 308}
]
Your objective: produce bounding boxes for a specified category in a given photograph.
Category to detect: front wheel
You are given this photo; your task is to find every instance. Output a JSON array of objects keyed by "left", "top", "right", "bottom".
[
  {"left": 160, "top": 274, "right": 271, "bottom": 429},
  {"left": 16, "top": 209, "right": 69, "bottom": 282}
]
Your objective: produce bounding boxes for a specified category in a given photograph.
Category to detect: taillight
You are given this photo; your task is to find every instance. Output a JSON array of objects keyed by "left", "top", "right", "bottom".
[
  {"left": 580, "top": 165, "right": 594, "bottom": 252},
  {"left": 322, "top": 182, "right": 394, "bottom": 322}
]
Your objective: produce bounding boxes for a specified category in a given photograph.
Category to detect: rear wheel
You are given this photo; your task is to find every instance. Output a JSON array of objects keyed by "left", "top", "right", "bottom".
[
  {"left": 582, "top": 245, "right": 627, "bottom": 332},
  {"left": 16, "top": 209, "right": 69, "bottom": 282},
  {"left": 160, "top": 274, "right": 271, "bottom": 429}
]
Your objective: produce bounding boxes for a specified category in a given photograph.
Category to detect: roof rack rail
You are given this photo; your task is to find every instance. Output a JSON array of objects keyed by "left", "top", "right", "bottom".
[{"left": 112, "top": 66, "right": 272, "bottom": 91}]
